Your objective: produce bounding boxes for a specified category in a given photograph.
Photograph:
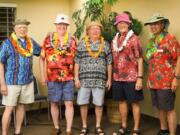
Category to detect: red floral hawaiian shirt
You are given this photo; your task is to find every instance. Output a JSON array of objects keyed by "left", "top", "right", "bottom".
[
  {"left": 112, "top": 33, "right": 143, "bottom": 82},
  {"left": 147, "top": 33, "right": 180, "bottom": 89},
  {"left": 40, "top": 33, "right": 76, "bottom": 82}
]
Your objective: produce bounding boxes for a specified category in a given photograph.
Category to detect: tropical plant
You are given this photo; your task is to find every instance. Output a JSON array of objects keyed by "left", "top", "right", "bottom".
[
  {"left": 123, "top": 11, "right": 143, "bottom": 35},
  {"left": 72, "top": 0, "right": 118, "bottom": 40},
  {"left": 72, "top": 0, "right": 143, "bottom": 43},
  {"left": 100, "top": 12, "right": 118, "bottom": 43}
]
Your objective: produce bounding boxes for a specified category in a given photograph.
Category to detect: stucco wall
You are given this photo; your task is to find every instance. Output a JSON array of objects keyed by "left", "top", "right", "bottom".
[{"left": 1, "top": 0, "right": 180, "bottom": 124}]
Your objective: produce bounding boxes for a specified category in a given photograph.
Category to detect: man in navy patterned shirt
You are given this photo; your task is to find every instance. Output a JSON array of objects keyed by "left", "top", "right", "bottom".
[
  {"left": 74, "top": 22, "right": 113, "bottom": 135},
  {"left": 0, "top": 19, "right": 41, "bottom": 135}
]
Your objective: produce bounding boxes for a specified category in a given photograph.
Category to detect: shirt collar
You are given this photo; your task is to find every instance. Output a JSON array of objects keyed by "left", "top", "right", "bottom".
[{"left": 89, "top": 39, "right": 100, "bottom": 45}]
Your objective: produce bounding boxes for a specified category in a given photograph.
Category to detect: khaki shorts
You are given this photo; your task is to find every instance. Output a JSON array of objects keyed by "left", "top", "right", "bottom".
[{"left": 2, "top": 82, "right": 34, "bottom": 106}]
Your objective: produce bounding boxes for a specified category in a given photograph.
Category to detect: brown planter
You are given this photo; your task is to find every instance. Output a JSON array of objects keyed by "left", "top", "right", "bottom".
[{"left": 106, "top": 99, "right": 121, "bottom": 123}]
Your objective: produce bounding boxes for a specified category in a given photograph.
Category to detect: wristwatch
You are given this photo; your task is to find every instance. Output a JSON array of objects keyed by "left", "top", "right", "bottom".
[
  {"left": 137, "top": 76, "right": 143, "bottom": 79},
  {"left": 74, "top": 77, "right": 79, "bottom": 81}
]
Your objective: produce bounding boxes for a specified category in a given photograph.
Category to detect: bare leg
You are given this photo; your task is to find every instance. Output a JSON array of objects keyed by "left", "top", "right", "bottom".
[
  {"left": 51, "top": 102, "right": 60, "bottom": 129},
  {"left": 79, "top": 105, "right": 88, "bottom": 135},
  {"left": 158, "top": 110, "right": 168, "bottom": 130},
  {"left": 113, "top": 101, "right": 128, "bottom": 135},
  {"left": 167, "top": 109, "right": 177, "bottom": 135},
  {"left": 2, "top": 106, "right": 14, "bottom": 135},
  {"left": 80, "top": 105, "right": 88, "bottom": 128},
  {"left": 119, "top": 101, "right": 128, "bottom": 128},
  {"left": 132, "top": 102, "right": 141, "bottom": 135},
  {"left": 95, "top": 105, "right": 104, "bottom": 135},
  {"left": 14, "top": 104, "right": 26, "bottom": 134},
  {"left": 64, "top": 101, "right": 74, "bottom": 132},
  {"left": 95, "top": 106, "right": 103, "bottom": 127}
]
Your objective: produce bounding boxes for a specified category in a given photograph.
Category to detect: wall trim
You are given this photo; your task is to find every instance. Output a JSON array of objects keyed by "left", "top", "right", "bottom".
[{"left": 0, "top": 3, "right": 17, "bottom": 7}]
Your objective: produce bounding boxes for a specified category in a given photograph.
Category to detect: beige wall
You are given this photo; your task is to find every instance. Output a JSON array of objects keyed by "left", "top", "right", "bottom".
[
  {"left": 1, "top": 0, "right": 180, "bottom": 124},
  {"left": 112, "top": 0, "right": 180, "bottom": 124}
]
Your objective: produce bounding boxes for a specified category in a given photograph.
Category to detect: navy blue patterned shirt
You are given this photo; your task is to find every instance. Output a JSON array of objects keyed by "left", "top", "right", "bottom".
[{"left": 74, "top": 39, "right": 113, "bottom": 89}]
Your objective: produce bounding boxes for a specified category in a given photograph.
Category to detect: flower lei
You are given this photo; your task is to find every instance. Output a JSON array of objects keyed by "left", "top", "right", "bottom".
[
  {"left": 146, "top": 32, "right": 167, "bottom": 59},
  {"left": 112, "top": 30, "right": 134, "bottom": 52},
  {"left": 50, "top": 32, "right": 71, "bottom": 55},
  {"left": 10, "top": 32, "right": 33, "bottom": 57},
  {"left": 85, "top": 36, "right": 105, "bottom": 59}
]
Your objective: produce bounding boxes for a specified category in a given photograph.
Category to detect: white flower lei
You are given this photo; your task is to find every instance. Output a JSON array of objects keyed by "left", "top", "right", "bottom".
[{"left": 112, "top": 30, "right": 134, "bottom": 52}]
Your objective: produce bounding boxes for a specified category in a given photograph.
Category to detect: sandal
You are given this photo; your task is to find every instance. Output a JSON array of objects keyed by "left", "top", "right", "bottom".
[
  {"left": 131, "top": 130, "right": 140, "bottom": 135},
  {"left": 80, "top": 127, "right": 88, "bottom": 135},
  {"left": 95, "top": 127, "right": 105, "bottom": 135},
  {"left": 14, "top": 133, "right": 22, "bottom": 135},
  {"left": 113, "top": 127, "right": 131, "bottom": 135},
  {"left": 66, "top": 131, "right": 73, "bottom": 135},
  {"left": 50, "top": 128, "right": 61, "bottom": 135},
  {"left": 157, "top": 130, "right": 169, "bottom": 135}
]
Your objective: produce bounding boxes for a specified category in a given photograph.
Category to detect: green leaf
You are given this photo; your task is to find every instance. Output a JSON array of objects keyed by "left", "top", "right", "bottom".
[{"left": 106, "top": 0, "right": 118, "bottom": 5}]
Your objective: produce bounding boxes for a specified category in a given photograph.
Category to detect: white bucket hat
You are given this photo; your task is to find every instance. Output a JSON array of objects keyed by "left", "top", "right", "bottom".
[{"left": 54, "top": 14, "right": 70, "bottom": 25}]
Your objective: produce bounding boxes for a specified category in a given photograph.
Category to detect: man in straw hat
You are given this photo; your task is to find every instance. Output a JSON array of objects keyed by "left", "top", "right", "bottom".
[
  {"left": 40, "top": 14, "right": 76, "bottom": 135},
  {"left": 0, "top": 19, "right": 41, "bottom": 135},
  {"left": 145, "top": 13, "right": 180, "bottom": 135},
  {"left": 74, "top": 21, "right": 113, "bottom": 135}
]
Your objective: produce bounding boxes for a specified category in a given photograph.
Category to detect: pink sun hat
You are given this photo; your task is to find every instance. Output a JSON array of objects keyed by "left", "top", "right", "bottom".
[{"left": 114, "top": 13, "right": 132, "bottom": 25}]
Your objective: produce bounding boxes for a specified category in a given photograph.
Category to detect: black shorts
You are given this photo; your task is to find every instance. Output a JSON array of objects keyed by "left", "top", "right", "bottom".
[
  {"left": 150, "top": 89, "right": 176, "bottom": 111},
  {"left": 112, "top": 81, "right": 144, "bottom": 103}
]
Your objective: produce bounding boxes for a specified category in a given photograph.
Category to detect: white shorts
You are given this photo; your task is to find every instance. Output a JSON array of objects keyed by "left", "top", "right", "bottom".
[
  {"left": 77, "top": 87, "right": 105, "bottom": 106},
  {"left": 2, "top": 82, "right": 34, "bottom": 106}
]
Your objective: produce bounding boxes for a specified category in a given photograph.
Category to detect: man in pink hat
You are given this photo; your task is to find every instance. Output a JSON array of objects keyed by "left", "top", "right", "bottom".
[{"left": 112, "top": 13, "right": 144, "bottom": 135}]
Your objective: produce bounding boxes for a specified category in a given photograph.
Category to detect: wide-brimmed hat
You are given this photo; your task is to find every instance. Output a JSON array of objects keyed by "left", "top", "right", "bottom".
[
  {"left": 13, "top": 19, "right": 31, "bottom": 26},
  {"left": 86, "top": 21, "right": 103, "bottom": 31},
  {"left": 144, "top": 13, "right": 170, "bottom": 28},
  {"left": 114, "top": 13, "right": 132, "bottom": 25},
  {"left": 54, "top": 14, "right": 69, "bottom": 25}
]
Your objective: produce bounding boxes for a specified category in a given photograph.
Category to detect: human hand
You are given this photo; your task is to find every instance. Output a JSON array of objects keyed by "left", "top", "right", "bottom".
[
  {"left": 40, "top": 76, "right": 47, "bottom": 86},
  {"left": 171, "top": 78, "right": 179, "bottom": 92},
  {"left": 106, "top": 79, "right": 112, "bottom": 91},
  {"left": 1, "top": 83, "right": 8, "bottom": 96},
  {"left": 135, "top": 78, "right": 143, "bottom": 91},
  {"left": 75, "top": 79, "right": 81, "bottom": 89}
]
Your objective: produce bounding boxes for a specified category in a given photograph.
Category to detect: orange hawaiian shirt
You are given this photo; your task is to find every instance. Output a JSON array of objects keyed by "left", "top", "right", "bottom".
[
  {"left": 147, "top": 33, "right": 180, "bottom": 89},
  {"left": 40, "top": 33, "right": 76, "bottom": 82}
]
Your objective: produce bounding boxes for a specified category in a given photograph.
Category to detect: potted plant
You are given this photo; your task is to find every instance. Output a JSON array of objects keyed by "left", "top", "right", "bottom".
[{"left": 72, "top": 0, "right": 118, "bottom": 40}]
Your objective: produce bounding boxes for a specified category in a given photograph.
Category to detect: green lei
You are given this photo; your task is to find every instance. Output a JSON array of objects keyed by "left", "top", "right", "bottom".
[{"left": 146, "top": 32, "right": 167, "bottom": 59}]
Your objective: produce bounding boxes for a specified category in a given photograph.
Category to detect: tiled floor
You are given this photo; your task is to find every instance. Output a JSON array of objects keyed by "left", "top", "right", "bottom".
[{"left": 0, "top": 109, "right": 180, "bottom": 135}]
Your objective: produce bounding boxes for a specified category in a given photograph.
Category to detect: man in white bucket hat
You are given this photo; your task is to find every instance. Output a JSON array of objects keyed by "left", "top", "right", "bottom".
[{"left": 40, "top": 14, "right": 76, "bottom": 135}]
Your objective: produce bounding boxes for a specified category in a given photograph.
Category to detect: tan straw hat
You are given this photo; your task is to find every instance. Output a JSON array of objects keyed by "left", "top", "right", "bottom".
[
  {"left": 86, "top": 21, "right": 103, "bottom": 31},
  {"left": 13, "top": 19, "right": 31, "bottom": 26}
]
